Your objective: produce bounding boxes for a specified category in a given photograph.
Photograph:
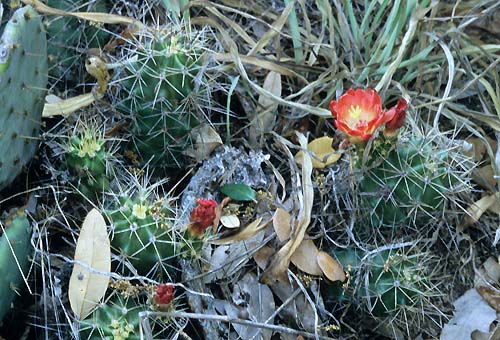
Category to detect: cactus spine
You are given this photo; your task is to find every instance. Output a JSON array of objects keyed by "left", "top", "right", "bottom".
[{"left": 0, "top": 5, "right": 47, "bottom": 191}]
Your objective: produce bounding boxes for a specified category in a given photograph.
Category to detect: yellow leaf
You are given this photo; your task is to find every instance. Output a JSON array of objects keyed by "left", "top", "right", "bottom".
[
  {"left": 69, "top": 209, "right": 111, "bottom": 320},
  {"left": 295, "top": 136, "right": 341, "bottom": 169},
  {"left": 317, "top": 251, "right": 346, "bottom": 282},
  {"left": 272, "top": 208, "right": 291, "bottom": 242}
]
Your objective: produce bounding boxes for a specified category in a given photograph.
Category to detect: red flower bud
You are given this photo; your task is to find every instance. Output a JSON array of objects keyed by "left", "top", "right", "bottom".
[
  {"left": 189, "top": 198, "right": 217, "bottom": 237},
  {"left": 384, "top": 98, "right": 408, "bottom": 137},
  {"left": 154, "top": 283, "right": 174, "bottom": 307}
]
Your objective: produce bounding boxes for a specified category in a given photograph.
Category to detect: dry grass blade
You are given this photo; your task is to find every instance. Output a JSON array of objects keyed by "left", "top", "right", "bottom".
[
  {"left": 21, "top": 0, "right": 145, "bottom": 30},
  {"left": 261, "top": 132, "right": 313, "bottom": 283},
  {"left": 42, "top": 93, "right": 100, "bottom": 118}
]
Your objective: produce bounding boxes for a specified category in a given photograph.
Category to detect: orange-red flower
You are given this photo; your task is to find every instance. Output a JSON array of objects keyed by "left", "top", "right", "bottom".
[
  {"left": 330, "top": 89, "right": 407, "bottom": 143},
  {"left": 189, "top": 198, "right": 217, "bottom": 237},
  {"left": 384, "top": 98, "right": 408, "bottom": 137}
]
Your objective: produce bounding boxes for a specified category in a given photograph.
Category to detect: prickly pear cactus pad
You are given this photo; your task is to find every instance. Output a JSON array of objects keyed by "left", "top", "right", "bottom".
[
  {"left": 0, "top": 6, "right": 47, "bottom": 191},
  {"left": 0, "top": 208, "right": 31, "bottom": 323}
]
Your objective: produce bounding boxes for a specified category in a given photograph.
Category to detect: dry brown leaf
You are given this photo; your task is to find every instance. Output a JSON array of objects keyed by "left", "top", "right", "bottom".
[
  {"left": 212, "top": 197, "right": 231, "bottom": 233},
  {"left": 68, "top": 209, "right": 110, "bottom": 320},
  {"left": 317, "top": 251, "right": 346, "bottom": 282},
  {"left": 273, "top": 208, "right": 291, "bottom": 242},
  {"left": 464, "top": 193, "right": 500, "bottom": 227},
  {"left": 295, "top": 136, "right": 341, "bottom": 169},
  {"left": 209, "top": 217, "right": 269, "bottom": 245},
  {"left": 187, "top": 124, "right": 223, "bottom": 162},
  {"left": 472, "top": 165, "right": 497, "bottom": 190},
  {"left": 477, "top": 286, "right": 500, "bottom": 312},
  {"left": 290, "top": 239, "right": 322, "bottom": 276},
  {"left": 261, "top": 133, "right": 313, "bottom": 284},
  {"left": 220, "top": 215, "right": 240, "bottom": 229},
  {"left": 253, "top": 246, "right": 274, "bottom": 270}
]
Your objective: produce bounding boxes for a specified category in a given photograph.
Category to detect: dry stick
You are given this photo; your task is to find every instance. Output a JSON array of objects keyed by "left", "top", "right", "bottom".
[{"left": 139, "top": 311, "right": 336, "bottom": 340}]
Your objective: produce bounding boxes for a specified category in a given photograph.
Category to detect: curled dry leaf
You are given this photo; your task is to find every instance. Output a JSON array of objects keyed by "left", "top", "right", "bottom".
[
  {"left": 209, "top": 217, "right": 269, "bottom": 245},
  {"left": 68, "top": 209, "right": 111, "bottom": 320},
  {"left": 188, "top": 124, "right": 223, "bottom": 162},
  {"left": 464, "top": 193, "right": 500, "bottom": 227},
  {"left": 295, "top": 136, "right": 341, "bottom": 169},
  {"left": 317, "top": 251, "right": 346, "bottom": 282},
  {"left": 477, "top": 286, "right": 500, "bottom": 312},
  {"left": 253, "top": 245, "right": 274, "bottom": 270}
]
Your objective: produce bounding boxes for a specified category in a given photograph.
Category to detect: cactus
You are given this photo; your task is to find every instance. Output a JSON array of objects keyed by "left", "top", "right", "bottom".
[
  {"left": 64, "top": 127, "right": 113, "bottom": 198},
  {"left": 358, "top": 135, "right": 467, "bottom": 228},
  {"left": 0, "top": 208, "right": 31, "bottom": 323},
  {"left": 79, "top": 294, "right": 142, "bottom": 340},
  {"left": 107, "top": 181, "right": 177, "bottom": 278},
  {"left": 0, "top": 5, "right": 47, "bottom": 191},
  {"left": 116, "top": 30, "right": 204, "bottom": 169},
  {"left": 45, "top": 0, "right": 109, "bottom": 84},
  {"left": 362, "top": 250, "right": 428, "bottom": 316},
  {"left": 323, "top": 248, "right": 430, "bottom": 317}
]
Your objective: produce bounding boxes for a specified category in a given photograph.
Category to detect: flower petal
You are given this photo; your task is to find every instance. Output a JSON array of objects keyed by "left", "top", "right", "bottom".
[{"left": 385, "top": 98, "right": 408, "bottom": 134}]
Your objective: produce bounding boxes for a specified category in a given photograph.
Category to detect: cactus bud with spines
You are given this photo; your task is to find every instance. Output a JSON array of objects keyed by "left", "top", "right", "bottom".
[
  {"left": 64, "top": 126, "right": 115, "bottom": 198},
  {"left": 79, "top": 294, "right": 141, "bottom": 340},
  {"left": 105, "top": 175, "right": 183, "bottom": 279},
  {"left": 0, "top": 5, "right": 47, "bottom": 191},
  {"left": 116, "top": 27, "right": 205, "bottom": 169},
  {"left": 0, "top": 208, "right": 31, "bottom": 323}
]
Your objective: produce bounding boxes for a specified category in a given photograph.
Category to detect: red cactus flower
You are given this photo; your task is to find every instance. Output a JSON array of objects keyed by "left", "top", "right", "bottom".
[
  {"left": 154, "top": 283, "right": 174, "bottom": 307},
  {"left": 330, "top": 89, "right": 407, "bottom": 143},
  {"left": 189, "top": 198, "right": 217, "bottom": 237}
]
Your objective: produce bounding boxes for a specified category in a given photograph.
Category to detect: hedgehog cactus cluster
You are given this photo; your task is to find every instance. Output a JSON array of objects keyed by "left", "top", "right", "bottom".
[
  {"left": 323, "top": 248, "right": 429, "bottom": 317},
  {"left": 117, "top": 30, "right": 204, "bottom": 168},
  {"left": 0, "top": 5, "right": 47, "bottom": 191},
  {"left": 64, "top": 128, "right": 112, "bottom": 197},
  {"left": 330, "top": 88, "right": 470, "bottom": 228},
  {"left": 359, "top": 136, "right": 465, "bottom": 227},
  {"left": 107, "top": 187, "right": 176, "bottom": 278}
]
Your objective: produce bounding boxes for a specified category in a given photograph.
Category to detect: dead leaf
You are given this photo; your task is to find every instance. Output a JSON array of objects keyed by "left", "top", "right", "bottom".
[
  {"left": 295, "top": 136, "right": 341, "bottom": 169},
  {"left": 317, "top": 251, "right": 346, "bottom": 282},
  {"left": 441, "top": 289, "right": 496, "bottom": 340},
  {"left": 69, "top": 209, "right": 111, "bottom": 320},
  {"left": 273, "top": 208, "right": 291, "bottom": 242},
  {"left": 220, "top": 215, "right": 240, "bottom": 229},
  {"left": 209, "top": 217, "right": 269, "bottom": 245},
  {"left": 262, "top": 132, "right": 314, "bottom": 284},
  {"left": 212, "top": 197, "right": 232, "bottom": 233},
  {"left": 477, "top": 286, "right": 500, "bottom": 312},
  {"left": 472, "top": 165, "right": 497, "bottom": 190},
  {"left": 464, "top": 193, "right": 500, "bottom": 227},
  {"left": 43, "top": 93, "right": 100, "bottom": 118},
  {"left": 187, "top": 124, "right": 223, "bottom": 162},
  {"left": 249, "top": 71, "right": 282, "bottom": 145},
  {"left": 253, "top": 246, "right": 274, "bottom": 270},
  {"left": 290, "top": 239, "right": 322, "bottom": 276}
]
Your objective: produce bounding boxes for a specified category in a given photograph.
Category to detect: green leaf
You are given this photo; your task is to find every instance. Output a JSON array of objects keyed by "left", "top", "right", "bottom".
[{"left": 220, "top": 184, "right": 257, "bottom": 201}]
